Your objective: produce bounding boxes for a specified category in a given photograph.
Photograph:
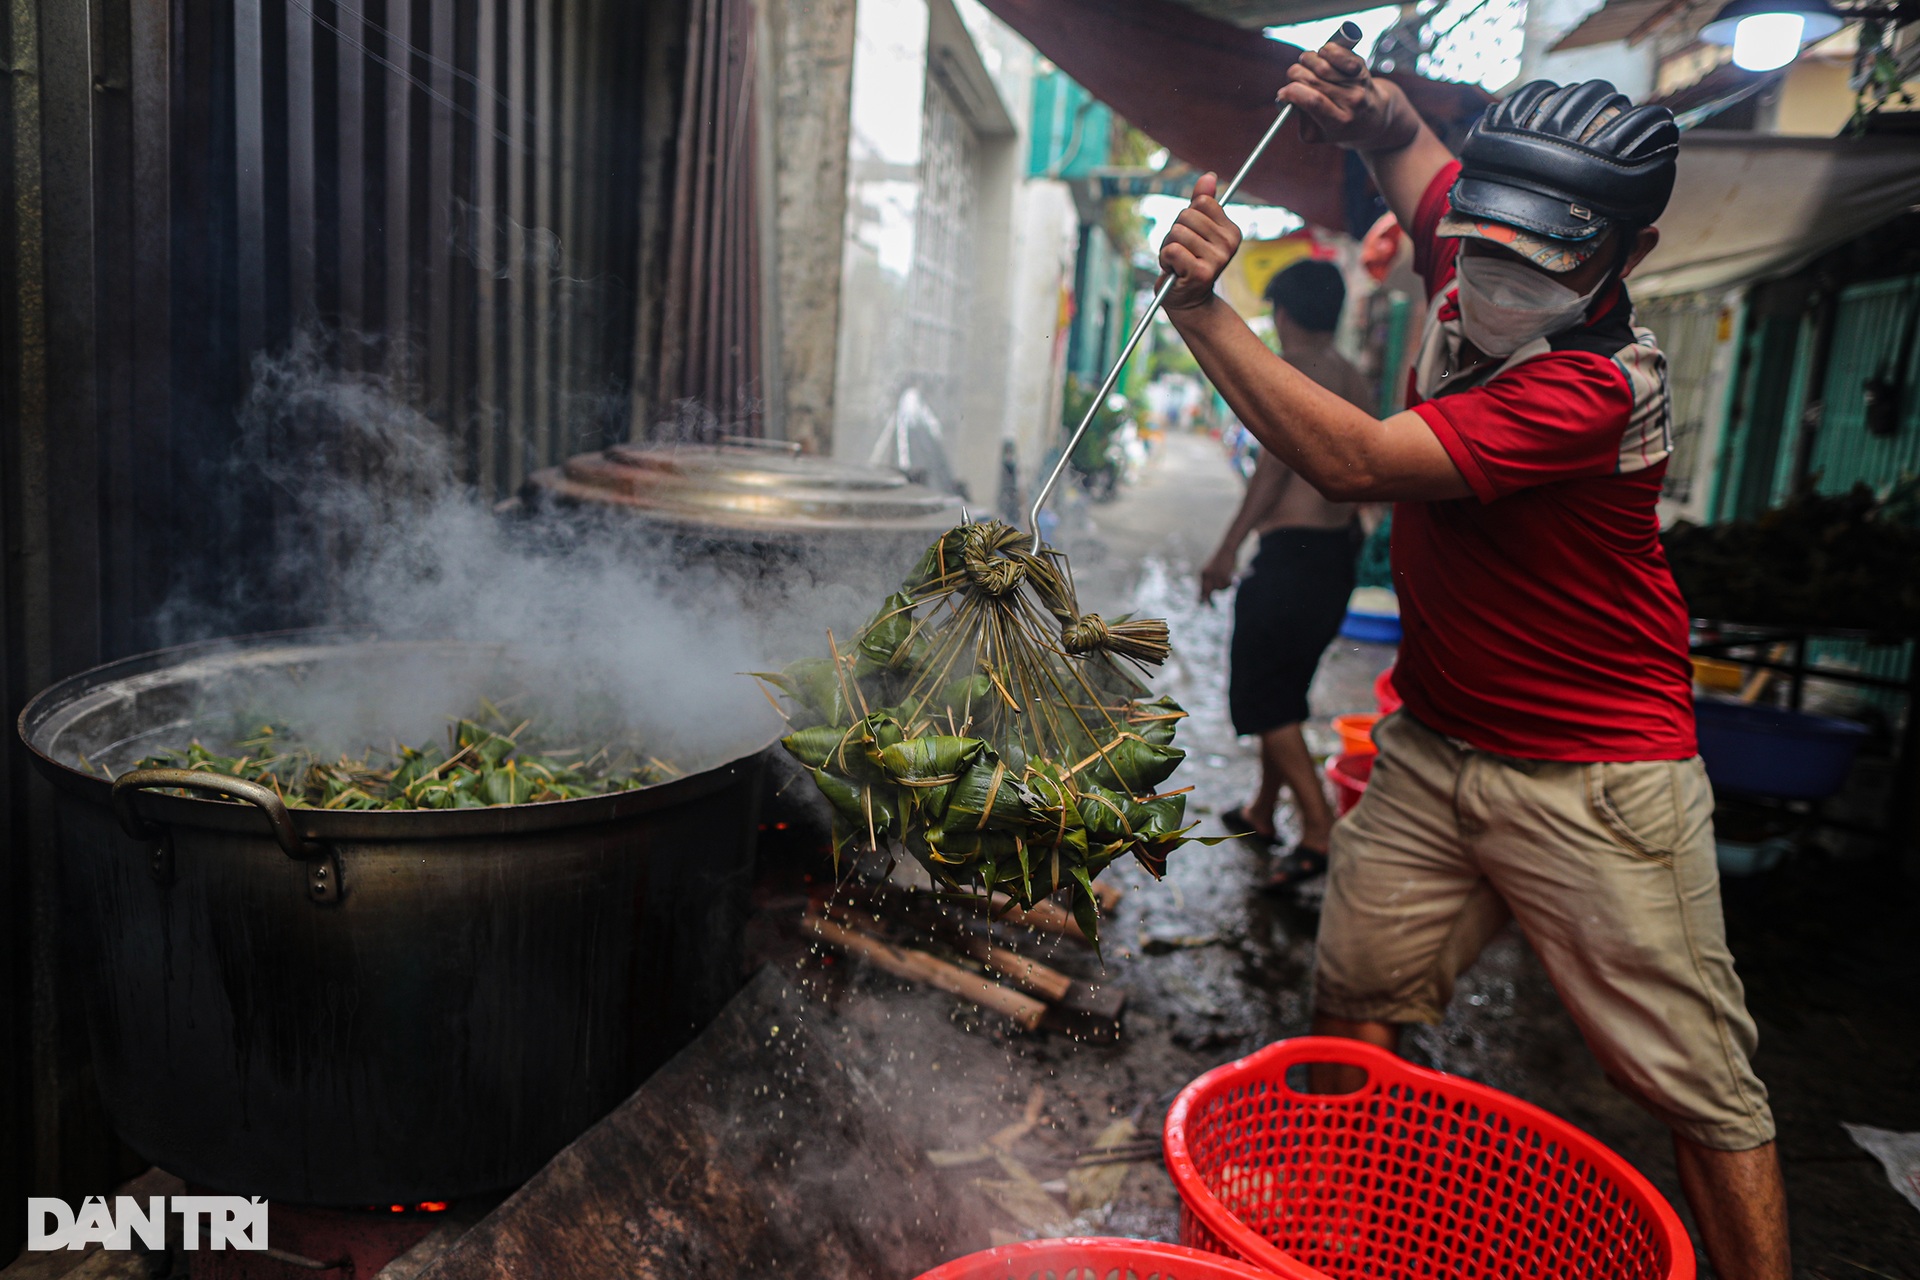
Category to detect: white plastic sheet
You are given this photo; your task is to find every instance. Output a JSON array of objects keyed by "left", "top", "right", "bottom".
[
  {"left": 1845, "top": 1123, "right": 1920, "bottom": 1216},
  {"left": 1633, "top": 133, "right": 1920, "bottom": 298}
]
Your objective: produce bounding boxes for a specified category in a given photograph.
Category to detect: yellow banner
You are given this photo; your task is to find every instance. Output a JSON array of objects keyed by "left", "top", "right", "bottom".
[{"left": 1221, "top": 228, "right": 1339, "bottom": 320}]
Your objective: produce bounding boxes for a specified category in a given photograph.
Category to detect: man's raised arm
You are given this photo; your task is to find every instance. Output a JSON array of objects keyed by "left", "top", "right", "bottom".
[{"left": 1156, "top": 175, "right": 1468, "bottom": 503}]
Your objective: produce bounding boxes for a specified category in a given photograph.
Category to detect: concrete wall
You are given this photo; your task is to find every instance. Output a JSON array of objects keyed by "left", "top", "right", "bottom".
[
  {"left": 827, "top": 0, "right": 1078, "bottom": 508},
  {"left": 954, "top": 58, "right": 1027, "bottom": 508},
  {"left": 954, "top": 1, "right": 1079, "bottom": 515},
  {"left": 1518, "top": 0, "right": 1656, "bottom": 100},
  {"left": 831, "top": 0, "right": 934, "bottom": 470},
  {"left": 764, "top": 0, "right": 860, "bottom": 454},
  {"left": 1770, "top": 57, "right": 1856, "bottom": 136},
  {"left": 987, "top": 182, "right": 1079, "bottom": 518}
]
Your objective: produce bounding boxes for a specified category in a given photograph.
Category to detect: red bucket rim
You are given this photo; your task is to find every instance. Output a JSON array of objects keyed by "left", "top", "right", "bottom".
[
  {"left": 1325, "top": 752, "right": 1372, "bottom": 786},
  {"left": 915, "top": 1235, "right": 1283, "bottom": 1279},
  {"left": 1161, "top": 1036, "right": 1696, "bottom": 1280}
]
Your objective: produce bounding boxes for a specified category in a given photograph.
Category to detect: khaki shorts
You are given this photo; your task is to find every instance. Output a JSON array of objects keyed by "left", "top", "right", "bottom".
[{"left": 1314, "top": 710, "right": 1775, "bottom": 1151}]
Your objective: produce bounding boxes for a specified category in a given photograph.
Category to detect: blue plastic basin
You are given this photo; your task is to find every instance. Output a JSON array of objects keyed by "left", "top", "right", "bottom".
[
  {"left": 1340, "top": 611, "right": 1402, "bottom": 644},
  {"left": 1693, "top": 699, "right": 1868, "bottom": 800}
]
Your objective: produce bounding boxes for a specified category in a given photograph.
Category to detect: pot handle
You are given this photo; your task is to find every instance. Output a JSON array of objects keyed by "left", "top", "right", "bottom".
[{"left": 112, "top": 769, "right": 340, "bottom": 902}]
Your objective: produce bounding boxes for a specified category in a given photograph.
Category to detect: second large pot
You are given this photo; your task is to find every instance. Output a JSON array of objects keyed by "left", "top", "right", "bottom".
[{"left": 514, "top": 439, "right": 966, "bottom": 602}]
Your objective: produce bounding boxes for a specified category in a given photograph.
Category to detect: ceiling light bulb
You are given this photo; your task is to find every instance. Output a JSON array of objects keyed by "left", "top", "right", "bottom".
[{"left": 1731, "top": 12, "right": 1805, "bottom": 71}]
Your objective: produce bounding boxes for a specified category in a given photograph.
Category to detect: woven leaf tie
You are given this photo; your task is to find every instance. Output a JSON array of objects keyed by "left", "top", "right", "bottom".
[
  {"left": 1061, "top": 614, "right": 1111, "bottom": 654},
  {"left": 963, "top": 547, "right": 1027, "bottom": 596},
  {"left": 960, "top": 522, "right": 1034, "bottom": 597},
  {"left": 967, "top": 556, "right": 1026, "bottom": 596},
  {"left": 1062, "top": 613, "right": 1172, "bottom": 666}
]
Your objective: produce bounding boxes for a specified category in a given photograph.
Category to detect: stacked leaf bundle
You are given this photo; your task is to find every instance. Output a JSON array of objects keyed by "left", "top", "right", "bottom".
[
  {"left": 761, "top": 520, "right": 1202, "bottom": 942},
  {"left": 134, "top": 703, "right": 676, "bottom": 809},
  {"left": 1664, "top": 480, "right": 1920, "bottom": 634}
]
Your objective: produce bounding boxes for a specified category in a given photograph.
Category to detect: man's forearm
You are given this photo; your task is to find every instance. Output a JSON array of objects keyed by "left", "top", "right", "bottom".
[
  {"left": 1173, "top": 300, "right": 1378, "bottom": 501},
  {"left": 1169, "top": 298, "right": 1468, "bottom": 502},
  {"left": 1352, "top": 85, "right": 1457, "bottom": 234},
  {"left": 1153, "top": 146, "right": 1467, "bottom": 501}
]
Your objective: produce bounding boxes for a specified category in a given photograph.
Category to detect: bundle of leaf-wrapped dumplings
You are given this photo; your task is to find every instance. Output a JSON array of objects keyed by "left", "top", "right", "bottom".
[{"left": 761, "top": 519, "right": 1201, "bottom": 942}]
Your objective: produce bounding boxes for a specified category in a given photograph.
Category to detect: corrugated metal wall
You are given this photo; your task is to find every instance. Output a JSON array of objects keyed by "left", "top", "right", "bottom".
[
  {"left": 1707, "top": 273, "right": 1920, "bottom": 522},
  {"left": 1689, "top": 264, "right": 1920, "bottom": 718},
  {"left": 653, "top": 0, "right": 767, "bottom": 437},
  {"left": 1701, "top": 215, "right": 1920, "bottom": 525},
  {"left": 232, "top": 0, "right": 683, "bottom": 495},
  {"left": 0, "top": 0, "right": 704, "bottom": 1249}
]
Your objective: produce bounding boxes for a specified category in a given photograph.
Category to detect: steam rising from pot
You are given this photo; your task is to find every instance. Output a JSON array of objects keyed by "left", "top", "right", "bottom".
[{"left": 148, "top": 334, "right": 900, "bottom": 767}]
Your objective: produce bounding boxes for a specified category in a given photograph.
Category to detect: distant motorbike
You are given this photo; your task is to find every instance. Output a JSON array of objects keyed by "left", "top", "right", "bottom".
[{"left": 1065, "top": 384, "right": 1135, "bottom": 503}]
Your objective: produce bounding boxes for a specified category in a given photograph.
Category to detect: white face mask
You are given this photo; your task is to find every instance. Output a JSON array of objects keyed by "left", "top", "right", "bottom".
[{"left": 1453, "top": 251, "right": 1600, "bottom": 358}]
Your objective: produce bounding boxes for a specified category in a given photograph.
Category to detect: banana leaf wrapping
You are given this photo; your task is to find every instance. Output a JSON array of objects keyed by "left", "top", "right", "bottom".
[
  {"left": 760, "top": 519, "right": 1210, "bottom": 945},
  {"left": 135, "top": 710, "right": 674, "bottom": 810},
  {"left": 1663, "top": 481, "right": 1920, "bottom": 634}
]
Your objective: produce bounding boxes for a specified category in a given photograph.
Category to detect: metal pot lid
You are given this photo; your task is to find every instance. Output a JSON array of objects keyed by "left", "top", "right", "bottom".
[{"left": 523, "top": 440, "right": 965, "bottom": 534}]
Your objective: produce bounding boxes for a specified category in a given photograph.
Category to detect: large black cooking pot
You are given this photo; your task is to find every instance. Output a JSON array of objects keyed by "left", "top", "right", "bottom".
[{"left": 18, "top": 630, "right": 777, "bottom": 1204}]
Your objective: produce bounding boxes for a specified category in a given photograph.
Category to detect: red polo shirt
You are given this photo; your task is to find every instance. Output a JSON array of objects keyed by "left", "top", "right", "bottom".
[{"left": 1389, "top": 161, "right": 1697, "bottom": 761}]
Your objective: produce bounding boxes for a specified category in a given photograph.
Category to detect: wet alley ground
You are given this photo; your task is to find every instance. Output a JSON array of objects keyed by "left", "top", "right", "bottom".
[{"left": 752, "top": 431, "right": 1920, "bottom": 1277}]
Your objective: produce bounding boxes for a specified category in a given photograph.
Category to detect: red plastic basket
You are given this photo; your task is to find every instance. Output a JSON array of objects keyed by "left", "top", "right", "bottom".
[
  {"left": 1163, "top": 1037, "right": 1694, "bottom": 1280},
  {"left": 915, "top": 1237, "right": 1282, "bottom": 1280}
]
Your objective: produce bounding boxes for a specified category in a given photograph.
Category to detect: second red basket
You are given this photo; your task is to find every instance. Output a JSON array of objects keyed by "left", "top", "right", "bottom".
[
  {"left": 1164, "top": 1037, "right": 1694, "bottom": 1280},
  {"left": 915, "top": 1237, "right": 1285, "bottom": 1280}
]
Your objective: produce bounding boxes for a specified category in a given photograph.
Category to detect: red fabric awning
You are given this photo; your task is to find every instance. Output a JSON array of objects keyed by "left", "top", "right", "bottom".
[{"left": 980, "top": 0, "right": 1491, "bottom": 231}]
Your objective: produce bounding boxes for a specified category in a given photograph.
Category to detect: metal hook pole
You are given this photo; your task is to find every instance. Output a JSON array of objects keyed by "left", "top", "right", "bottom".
[{"left": 1028, "top": 20, "right": 1364, "bottom": 534}]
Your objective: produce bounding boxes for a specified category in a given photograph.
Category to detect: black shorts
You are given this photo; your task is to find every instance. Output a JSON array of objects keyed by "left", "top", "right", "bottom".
[{"left": 1229, "top": 526, "right": 1358, "bottom": 736}]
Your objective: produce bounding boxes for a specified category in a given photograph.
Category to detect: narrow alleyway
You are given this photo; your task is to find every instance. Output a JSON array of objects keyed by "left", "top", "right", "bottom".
[{"left": 756, "top": 430, "right": 1920, "bottom": 1273}]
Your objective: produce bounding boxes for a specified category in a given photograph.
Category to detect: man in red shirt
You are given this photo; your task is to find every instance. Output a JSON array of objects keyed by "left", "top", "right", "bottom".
[{"left": 1159, "top": 61, "right": 1790, "bottom": 1279}]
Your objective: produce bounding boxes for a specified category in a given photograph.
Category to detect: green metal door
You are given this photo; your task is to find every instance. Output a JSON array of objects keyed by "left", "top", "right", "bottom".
[
  {"left": 1716, "top": 311, "right": 1811, "bottom": 522},
  {"left": 1807, "top": 273, "right": 1920, "bottom": 494},
  {"left": 1803, "top": 273, "right": 1920, "bottom": 706}
]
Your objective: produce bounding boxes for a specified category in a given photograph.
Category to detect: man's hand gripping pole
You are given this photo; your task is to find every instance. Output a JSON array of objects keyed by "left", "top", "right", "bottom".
[{"left": 1026, "top": 21, "right": 1365, "bottom": 533}]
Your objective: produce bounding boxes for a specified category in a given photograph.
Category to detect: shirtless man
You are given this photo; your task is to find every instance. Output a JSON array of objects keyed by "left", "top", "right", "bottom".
[{"left": 1200, "top": 259, "right": 1369, "bottom": 887}]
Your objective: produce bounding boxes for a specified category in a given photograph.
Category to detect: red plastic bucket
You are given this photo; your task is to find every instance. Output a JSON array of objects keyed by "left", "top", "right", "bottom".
[
  {"left": 1372, "top": 666, "right": 1400, "bottom": 715},
  {"left": 915, "top": 1237, "right": 1281, "bottom": 1279},
  {"left": 1164, "top": 1037, "right": 1694, "bottom": 1280},
  {"left": 1326, "top": 753, "right": 1372, "bottom": 816}
]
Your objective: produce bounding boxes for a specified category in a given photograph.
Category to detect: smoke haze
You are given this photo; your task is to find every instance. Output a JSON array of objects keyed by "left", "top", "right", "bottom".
[{"left": 142, "top": 333, "right": 904, "bottom": 772}]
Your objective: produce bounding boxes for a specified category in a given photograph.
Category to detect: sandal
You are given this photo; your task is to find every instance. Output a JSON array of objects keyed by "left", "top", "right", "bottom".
[
  {"left": 1261, "top": 845, "right": 1329, "bottom": 893},
  {"left": 1221, "top": 806, "right": 1278, "bottom": 850}
]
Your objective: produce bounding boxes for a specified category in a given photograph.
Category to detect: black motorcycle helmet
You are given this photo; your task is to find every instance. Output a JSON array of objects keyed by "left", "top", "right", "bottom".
[{"left": 1443, "top": 80, "right": 1679, "bottom": 271}]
